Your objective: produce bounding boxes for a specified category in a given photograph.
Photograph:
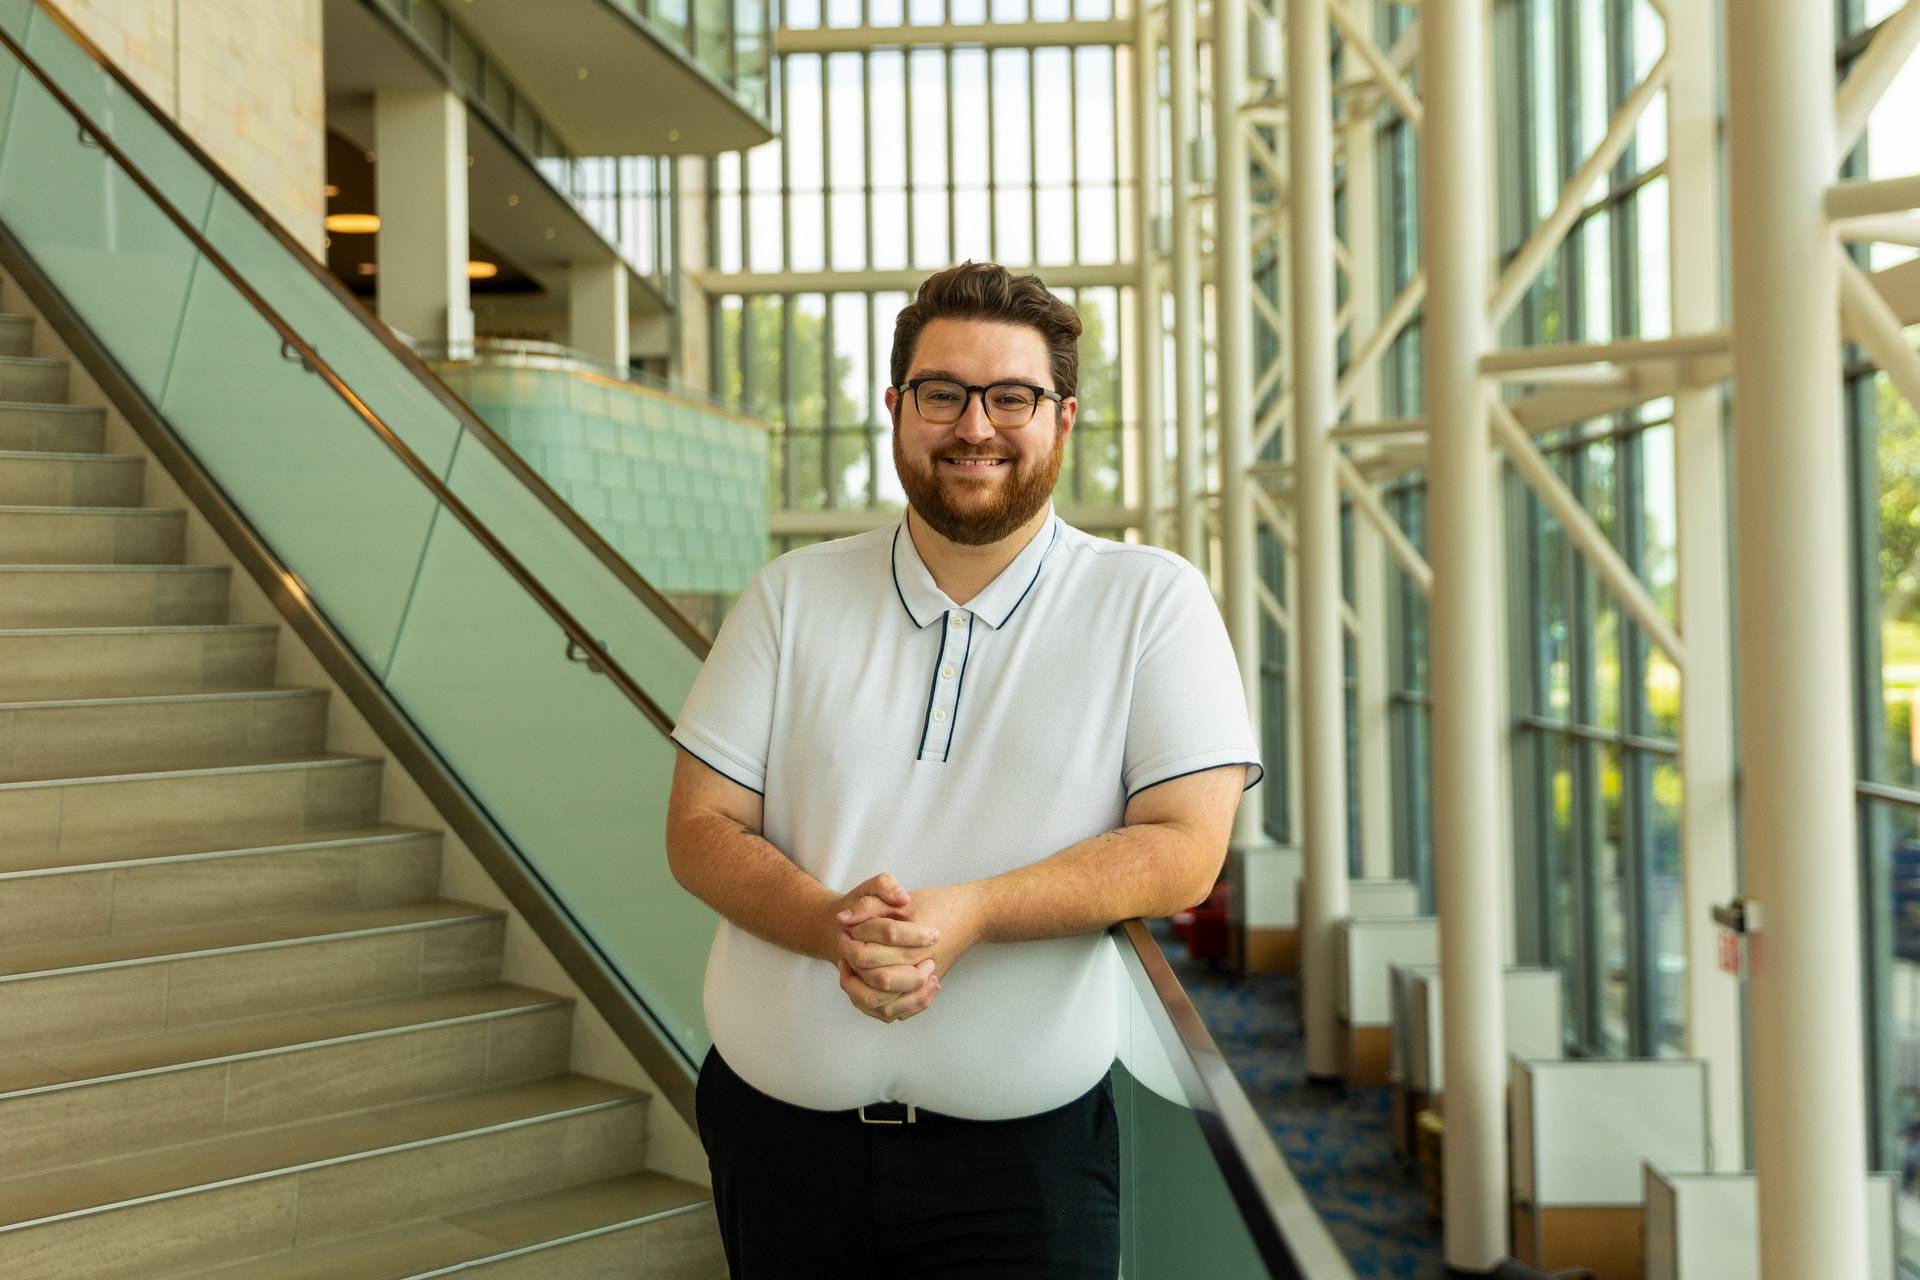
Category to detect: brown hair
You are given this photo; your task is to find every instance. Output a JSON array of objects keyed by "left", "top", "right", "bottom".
[{"left": 889, "top": 261, "right": 1082, "bottom": 399}]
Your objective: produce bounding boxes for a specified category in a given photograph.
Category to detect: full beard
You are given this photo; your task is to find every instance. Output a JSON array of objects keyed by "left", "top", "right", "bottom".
[{"left": 892, "top": 421, "right": 1066, "bottom": 547}]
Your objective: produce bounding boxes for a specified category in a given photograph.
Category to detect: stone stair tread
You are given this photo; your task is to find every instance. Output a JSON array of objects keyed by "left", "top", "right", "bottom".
[
  {"left": 0, "top": 562, "right": 224, "bottom": 571},
  {"left": 0, "top": 400, "right": 98, "bottom": 413},
  {"left": 0, "top": 1074, "right": 642, "bottom": 1231},
  {"left": 0, "top": 503, "right": 176, "bottom": 514},
  {"left": 0, "top": 898, "right": 501, "bottom": 979},
  {"left": 0, "top": 449, "right": 135, "bottom": 463},
  {"left": 164, "top": 1172, "right": 708, "bottom": 1280},
  {"left": 0, "top": 354, "right": 64, "bottom": 367},
  {"left": 0, "top": 820, "right": 439, "bottom": 876},
  {"left": 8, "top": 982, "right": 568, "bottom": 1091},
  {"left": 0, "top": 621, "right": 270, "bottom": 636},
  {"left": 0, "top": 738, "right": 346, "bottom": 786},
  {"left": 0, "top": 685, "right": 321, "bottom": 712},
  {"left": 0, "top": 750, "right": 379, "bottom": 792}
]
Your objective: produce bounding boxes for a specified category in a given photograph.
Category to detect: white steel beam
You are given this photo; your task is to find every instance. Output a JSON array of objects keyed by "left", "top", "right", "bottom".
[
  {"left": 1171, "top": 0, "right": 1208, "bottom": 566},
  {"left": 1825, "top": 173, "right": 1920, "bottom": 220},
  {"left": 1326, "top": 0, "right": 1423, "bottom": 129},
  {"left": 1216, "top": 0, "right": 1264, "bottom": 851},
  {"left": 1336, "top": 453, "right": 1433, "bottom": 594},
  {"left": 1479, "top": 330, "right": 1729, "bottom": 375},
  {"left": 1133, "top": 5, "right": 1167, "bottom": 548},
  {"left": 1488, "top": 52, "right": 1671, "bottom": 328},
  {"left": 1336, "top": 272, "right": 1426, "bottom": 413},
  {"left": 1727, "top": 0, "right": 1871, "bottom": 1273},
  {"left": 1834, "top": 0, "right": 1920, "bottom": 160},
  {"left": 1290, "top": 0, "right": 1351, "bottom": 1082},
  {"left": 1834, "top": 213, "right": 1920, "bottom": 248},
  {"left": 1488, "top": 398, "right": 1684, "bottom": 667},
  {"left": 1423, "top": 0, "right": 1508, "bottom": 1264},
  {"left": 1838, "top": 250, "right": 1920, "bottom": 421},
  {"left": 774, "top": 18, "right": 1134, "bottom": 53},
  {"left": 1668, "top": 0, "right": 1744, "bottom": 1174}
]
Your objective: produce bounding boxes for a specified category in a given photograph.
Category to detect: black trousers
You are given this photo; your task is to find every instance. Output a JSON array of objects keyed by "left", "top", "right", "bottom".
[{"left": 694, "top": 1047, "right": 1121, "bottom": 1279}]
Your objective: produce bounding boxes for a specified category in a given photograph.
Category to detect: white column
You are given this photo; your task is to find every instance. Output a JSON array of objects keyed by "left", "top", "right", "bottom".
[
  {"left": 1341, "top": 0, "right": 1395, "bottom": 886},
  {"left": 1133, "top": 8, "right": 1166, "bottom": 548},
  {"left": 1725, "top": 1, "right": 1870, "bottom": 1275},
  {"left": 1214, "top": 0, "right": 1263, "bottom": 850},
  {"left": 1289, "top": 0, "right": 1351, "bottom": 1080},
  {"left": 569, "top": 260, "right": 631, "bottom": 373},
  {"left": 1667, "top": 0, "right": 1745, "bottom": 1174},
  {"left": 1422, "top": 0, "right": 1508, "bottom": 1267},
  {"left": 1170, "top": 0, "right": 1206, "bottom": 565},
  {"left": 374, "top": 89, "right": 472, "bottom": 354}
]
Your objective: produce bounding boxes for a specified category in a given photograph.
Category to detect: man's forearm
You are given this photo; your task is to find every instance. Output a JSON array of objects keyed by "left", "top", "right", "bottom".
[
  {"left": 668, "top": 813, "right": 839, "bottom": 962},
  {"left": 969, "top": 822, "right": 1218, "bottom": 946}
]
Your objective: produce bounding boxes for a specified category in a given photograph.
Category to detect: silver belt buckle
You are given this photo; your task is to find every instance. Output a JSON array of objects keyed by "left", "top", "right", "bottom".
[{"left": 858, "top": 1103, "right": 917, "bottom": 1125}]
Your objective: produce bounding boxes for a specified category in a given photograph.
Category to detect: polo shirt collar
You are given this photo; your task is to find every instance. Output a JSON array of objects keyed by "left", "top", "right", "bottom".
[{"left": 891, "top": 506, "right": 1061, "bottom": 630}]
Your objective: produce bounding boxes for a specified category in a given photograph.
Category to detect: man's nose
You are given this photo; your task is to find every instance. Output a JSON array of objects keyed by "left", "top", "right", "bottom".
[{"left": 953, "top": 396, "right": 996, "bottom": 443}]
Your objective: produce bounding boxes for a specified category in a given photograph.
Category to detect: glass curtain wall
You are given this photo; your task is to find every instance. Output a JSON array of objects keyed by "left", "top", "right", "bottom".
[
  {"left": 1841, "top": 0, "right": 1920, "bottom": 1256},
  {"left": 705, "top": 12, "right": 1138, "bottom": 554}
]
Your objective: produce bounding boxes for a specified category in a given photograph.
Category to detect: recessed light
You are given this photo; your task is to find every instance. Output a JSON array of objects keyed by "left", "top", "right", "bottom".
[
  {"left": 544, "top": 227, "right": 556, "bottom": 240},
  {"left": 467, "top": 154, "right": 476, "bottom": 167},
  {"left": 576, "top": 67, "right": 590, "bottom": 80},
  {"left": 356, "top": 262, "right": 377, "bottom": 276},
  {"left": 364, "top": 149, "right": 376, "bottom": 163},
  {"left": 506, "top": 194, "right": 519, "bottom": 207},
  {"left": 324, "top": 213, "right": 381, "bottom": 233},
  {"left": 667, "top": 128, "right": 680, "bottom": 142},
  {"left": 323, "top": 182, "right": 340, "bottom": 198},
  {"left": 467, "top": 261, "right": 499, "bottom": 279}
]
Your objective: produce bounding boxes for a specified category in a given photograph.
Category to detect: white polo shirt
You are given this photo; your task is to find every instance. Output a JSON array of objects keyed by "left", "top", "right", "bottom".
[{"left": 669, "top": 504, "right": 1262, "bottom": 1119}]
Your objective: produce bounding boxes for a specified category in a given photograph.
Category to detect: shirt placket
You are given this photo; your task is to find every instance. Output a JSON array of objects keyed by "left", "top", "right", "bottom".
[{"left": 918, "top": 609, "right": 974, "bottom": 762}]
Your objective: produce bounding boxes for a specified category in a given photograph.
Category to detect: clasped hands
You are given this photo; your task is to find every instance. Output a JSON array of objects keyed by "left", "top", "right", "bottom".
[{"left": 828, "top": 872, "right": 984, "bottom": 1024}]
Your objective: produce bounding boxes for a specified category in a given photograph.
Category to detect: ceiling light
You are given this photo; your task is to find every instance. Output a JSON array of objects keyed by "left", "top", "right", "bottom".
[
  {"left": 576, "top": 67, "right": 590, "bottom": 80},
  {"left": 356, "top": 262, "right": 377, "bottom": 276},
  {"left": 324, "top": 213, "right": 381, "bottom": 233},
  {"left": 667, "top": 128, "right": 680, "bottom": 142},
  {"left": 544, "top": 227, "right": 556, "bottom": 240},
  {"left": 323, "top": 182, "right": 340, "bottom": 199},
  {"left": 506, "top": 194, "right": 519, "bottom": 207},
  {"left": 467, "top": 261, "right": 499, "bottom": 279}
]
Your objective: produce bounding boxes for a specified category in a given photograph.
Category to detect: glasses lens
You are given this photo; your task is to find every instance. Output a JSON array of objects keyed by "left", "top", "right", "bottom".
[
  {"left": 915, "top": 380, "right": 968, "bottom": 422},
  {"left": 985, "top": 383, "right": 1039, "bottom": 426}
]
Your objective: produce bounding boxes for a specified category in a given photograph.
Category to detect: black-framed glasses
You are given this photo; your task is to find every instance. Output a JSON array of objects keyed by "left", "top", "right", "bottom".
[{"left": 899, "top": 378, "right": 1065, "bottom": 428}]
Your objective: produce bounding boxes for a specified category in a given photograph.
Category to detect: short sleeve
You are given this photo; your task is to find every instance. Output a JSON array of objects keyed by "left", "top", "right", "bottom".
[
  {"left": 670, "top": 566, "right": 781, "bottom": 795},
  {"left": 1122, "top": 563, "right": 1265, "bottom": 800}
]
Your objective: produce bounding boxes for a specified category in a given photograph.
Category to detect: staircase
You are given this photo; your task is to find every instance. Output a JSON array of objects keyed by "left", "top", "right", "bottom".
[{"left": 0, "top": 310, "right": 722, "bottom": 1277}]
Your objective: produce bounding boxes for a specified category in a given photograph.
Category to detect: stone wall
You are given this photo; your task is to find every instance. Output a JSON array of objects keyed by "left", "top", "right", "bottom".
[{"left": 45, "top": 0, "right": 325, "bottom": 257}]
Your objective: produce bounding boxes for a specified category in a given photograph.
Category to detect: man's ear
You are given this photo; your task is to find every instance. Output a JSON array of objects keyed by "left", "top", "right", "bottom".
[
  {"left": 1058, "top": 395, "right": 1078, "bottom": 439},
  {"left": 884, "top": 385, "right": 900, "bottom": 420}
]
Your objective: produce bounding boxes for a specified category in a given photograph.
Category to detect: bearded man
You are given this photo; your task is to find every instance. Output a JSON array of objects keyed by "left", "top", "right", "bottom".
[{"left": 665, "top": 260, "right": 1261, "bottom": 1278}]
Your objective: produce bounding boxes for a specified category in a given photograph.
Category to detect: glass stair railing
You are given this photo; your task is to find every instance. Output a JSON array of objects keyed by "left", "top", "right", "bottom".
[{"left": 0, "top": 5, "right": 1357, "bottom": 1274}]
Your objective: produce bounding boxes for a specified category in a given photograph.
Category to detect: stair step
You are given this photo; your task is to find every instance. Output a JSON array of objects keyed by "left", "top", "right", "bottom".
[
  {"left": 0, "top": 822, "right": 443, "bottom": 945},
  {"left": 0, "top": 687, "right": 328, "bottom": 785},
  {"left": 0, "top": 315, "right": 34, "bottom": 358},
  {"left": 0, "top": 564, "right": 230, "bottom": 627},
  {"left": 0, "top": 403, "right": 106, "bottom": 454},
  {"left": 0, "top": 452, "right": 142, "bottom": 507},
  {"left": 0, "top": 354, "right": 67, "bottom": 404},
  {"left": 0, "top": 505, "right": 185, "bottom": 564},
  {"left": 0, "top": 983, "right": 574, "bottom": 1181},
  {"left": 0, "top": 623, "right": 277, "bottom": 699},
  {"left": 0, "top": 1075, "right": 648, "bottom": 1280},
  {"left": 169, "top": 1173, "right": 718, "bottom": 1280},
  {"left": 0, "top": 899, "right": 507, "bottom": 1052}
]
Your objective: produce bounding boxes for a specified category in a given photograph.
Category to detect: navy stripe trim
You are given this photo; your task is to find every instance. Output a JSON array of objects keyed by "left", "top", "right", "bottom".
[
  {"left": 915, "top": 617, "right": 946, "bottom": 758},
  {"left": 1124, "top": 759, "right": 1264, "bottom": 804},
  {"left": 890, "top": 525, "right": 929, "bottom": 627},
  {"left": 940, "top": 612, "right": 976, "bottom": 763},
  {"left": 672, "top": 740, "right": 767, "bottom": 797},
  {"left": 994, "top": 520, "right": 1060, "bottom": 628}
]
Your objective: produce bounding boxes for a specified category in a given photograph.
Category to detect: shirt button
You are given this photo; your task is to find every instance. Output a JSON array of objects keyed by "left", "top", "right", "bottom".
[
  {"left": 949, "top": 614, "right": 967, "bottom": 629},
  {"left": 941, "top": 664, "right": 956, "bottom": 679},
  {"left": 932, "top": 707, "right": 949, "bottom": 723}
]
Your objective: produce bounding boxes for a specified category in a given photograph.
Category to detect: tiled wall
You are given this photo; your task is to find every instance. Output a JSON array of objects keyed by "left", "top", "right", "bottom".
[
  {"left": 46, "top": 0, "right": 326, "bottom": 257},
  {"left": 436, "top": 365, "right": 769, "bottom": 599}
]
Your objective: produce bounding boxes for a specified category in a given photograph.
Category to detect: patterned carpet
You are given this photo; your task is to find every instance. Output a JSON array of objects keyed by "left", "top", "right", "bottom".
[{"left": 1152, "top": 923, "right": 1447, "bottom": 1279}]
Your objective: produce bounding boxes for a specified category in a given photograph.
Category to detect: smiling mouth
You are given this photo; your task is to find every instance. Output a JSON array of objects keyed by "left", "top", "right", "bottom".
[{"left": 940, "top": 457, "right": 1009, "bottom": 471}]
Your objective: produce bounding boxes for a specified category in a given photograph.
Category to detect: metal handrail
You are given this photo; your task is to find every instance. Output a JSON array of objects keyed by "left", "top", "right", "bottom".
[
  {"left": 16, "top": 0, "right": 712, "bottom": 663},
  {"left": 0, "top": 18, "right": 686, "bottom": 737},
  {"left": 1113, "top": 919, "right": 1356, "bottom": 1280}
]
